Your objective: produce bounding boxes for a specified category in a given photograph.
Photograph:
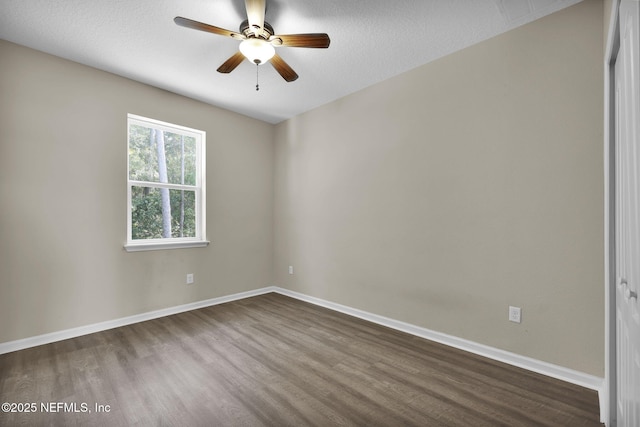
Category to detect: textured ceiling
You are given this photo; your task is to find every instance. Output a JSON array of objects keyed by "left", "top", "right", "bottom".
[{"left": 0, "top": 0, "right": 583, "bottom": 123}]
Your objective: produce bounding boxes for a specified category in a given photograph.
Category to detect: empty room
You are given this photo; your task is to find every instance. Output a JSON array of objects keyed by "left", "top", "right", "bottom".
[{"left": 1, "top": 0, "right": 637, "bottom": 425}]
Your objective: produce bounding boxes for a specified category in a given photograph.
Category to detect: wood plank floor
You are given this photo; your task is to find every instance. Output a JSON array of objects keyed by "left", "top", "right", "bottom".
[{"left": 0, "top": 293, "right": 602, "bottom": 426}]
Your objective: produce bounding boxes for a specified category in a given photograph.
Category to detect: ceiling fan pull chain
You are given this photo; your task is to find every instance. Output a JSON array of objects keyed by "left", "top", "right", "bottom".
[{"left": 256, "top": 63, "right": 260, "bottom": 91}]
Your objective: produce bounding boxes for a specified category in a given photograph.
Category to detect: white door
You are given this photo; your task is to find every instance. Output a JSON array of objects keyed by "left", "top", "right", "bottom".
[{"left": 615, "top": 1, "right": 640, "bottom": 425}]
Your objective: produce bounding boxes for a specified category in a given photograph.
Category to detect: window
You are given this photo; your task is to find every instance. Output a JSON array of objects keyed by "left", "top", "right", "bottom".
[{"left": 125, "top": 114, "right": 207, "bottom": 251}]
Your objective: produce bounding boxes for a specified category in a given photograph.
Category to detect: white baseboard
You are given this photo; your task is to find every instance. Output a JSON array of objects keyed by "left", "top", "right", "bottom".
[
  {"left": 0, "top": 285, "right": 605, "bottom": 421},
  {"left": 271, "top": 287, "right": 605, "bottom": 400},
  {"left": 0, "top": 286, "right": 276, "bottom": 355}
]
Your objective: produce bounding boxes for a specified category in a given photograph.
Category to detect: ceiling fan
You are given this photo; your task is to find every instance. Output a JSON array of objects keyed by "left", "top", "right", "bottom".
[{"left": 174, "top": 0, "right": 330, "bottom": 86}]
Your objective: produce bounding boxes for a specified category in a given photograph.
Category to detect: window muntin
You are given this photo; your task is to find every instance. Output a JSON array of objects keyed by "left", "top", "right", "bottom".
[{"left": 126, "top": 114, "right": 207, "bottom": 251}]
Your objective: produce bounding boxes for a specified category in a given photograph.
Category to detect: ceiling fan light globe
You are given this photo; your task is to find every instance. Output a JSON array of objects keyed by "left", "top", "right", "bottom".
[{"left": 239, "top": 38, "right": 275, "bottom": 64}]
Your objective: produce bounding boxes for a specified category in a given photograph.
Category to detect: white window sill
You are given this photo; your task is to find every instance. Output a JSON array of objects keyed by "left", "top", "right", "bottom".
[{"left": 124, "top": 240, "right": 210, "bottom": 252}]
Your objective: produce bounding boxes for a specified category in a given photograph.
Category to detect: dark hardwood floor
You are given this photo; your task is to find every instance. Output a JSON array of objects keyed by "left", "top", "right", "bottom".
[{"left": 0, "top": 293, "right": 602, "bottom": 426}]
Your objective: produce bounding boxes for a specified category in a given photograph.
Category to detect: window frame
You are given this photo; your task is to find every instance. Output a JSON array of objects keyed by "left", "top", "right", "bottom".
[{"left": 125, "top": 114, "right": 208, "bottom": 252}]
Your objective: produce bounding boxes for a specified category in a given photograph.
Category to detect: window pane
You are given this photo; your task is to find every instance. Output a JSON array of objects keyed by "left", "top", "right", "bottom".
[
  {"left": 129, "top": 124, "right": 158, "bottom": 182},
  {"left": 131, "top": 186, "right": 196, "bottom": 240},
  {"left": 165, "top": 132, "right": 196, "bottom": 186},
  {"left": 129, "top": 125, "right": 197, "bottom": 186}
]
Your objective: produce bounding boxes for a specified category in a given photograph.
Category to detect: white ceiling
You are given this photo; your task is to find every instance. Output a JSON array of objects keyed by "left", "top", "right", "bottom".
[{"left": 0, "top": 0, "right": 582, "bottom": 124}]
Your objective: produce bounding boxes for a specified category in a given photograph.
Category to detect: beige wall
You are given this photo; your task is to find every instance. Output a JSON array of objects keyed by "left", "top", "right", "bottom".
[
  {"left": 0, "top": 39, "right": 274, "bottom": 343},
  {"left": 274, "top": 0, "right": 604, "bottom": 376}
]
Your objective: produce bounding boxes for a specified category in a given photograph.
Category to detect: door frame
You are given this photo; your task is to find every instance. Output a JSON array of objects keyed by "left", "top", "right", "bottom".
[{"left": 604, "top": 1, "right": 621, "bottom": 425}]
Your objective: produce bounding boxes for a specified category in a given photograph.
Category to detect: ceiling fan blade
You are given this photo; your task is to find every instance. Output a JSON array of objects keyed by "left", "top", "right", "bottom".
[
  {"left": 270, "top": 33, "right": 330, "bottom": 48},
  {"left": 270, "top": 54, "right": 298, "bottom": 82},
  {"left": 174, "top": 17, "right": 244, "bottom": 40},
  {"left": 244, "top": 0, "right": 266, "bottom": 36},
  {"left": 217, "top": 51, "right": 246, "bottom": 73}
]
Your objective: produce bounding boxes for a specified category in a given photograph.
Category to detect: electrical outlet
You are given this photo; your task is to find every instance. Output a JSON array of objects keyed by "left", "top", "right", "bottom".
[
  {"left": 186, "top": 273, "right": 194, "bottom": 285},
  {"left": 509, "top": 306, "right": 521, "bottom": 323},
  {"left": 288, "top": 265, "right": 294, "bottom": 275}
]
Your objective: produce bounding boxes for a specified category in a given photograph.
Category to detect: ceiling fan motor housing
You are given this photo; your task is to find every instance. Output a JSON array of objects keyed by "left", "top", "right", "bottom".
[{"left": 240, "top": 19, "right": 274, "bottom": 39}]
